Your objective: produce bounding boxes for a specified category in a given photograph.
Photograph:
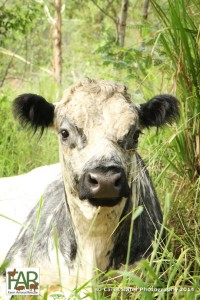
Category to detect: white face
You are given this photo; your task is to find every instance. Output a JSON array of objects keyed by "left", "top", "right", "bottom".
[{"left": 53, "top": 79, "right": 141, "bottom": 206}]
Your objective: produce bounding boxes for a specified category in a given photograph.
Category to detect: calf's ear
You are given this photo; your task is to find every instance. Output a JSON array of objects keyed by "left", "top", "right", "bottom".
[
  {"left": 139, "top": 94, "right": 179, "bottom": 128},
  {"left": 13, "top": 93, "right": 55, "bottom": 134}
]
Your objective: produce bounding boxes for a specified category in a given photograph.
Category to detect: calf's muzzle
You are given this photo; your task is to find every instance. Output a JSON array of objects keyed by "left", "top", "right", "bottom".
[{"left": 79, "top": 167, "right": 130, "bottom": 206}]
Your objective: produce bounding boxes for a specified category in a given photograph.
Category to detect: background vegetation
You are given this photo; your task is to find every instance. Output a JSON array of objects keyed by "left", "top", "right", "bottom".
[{"left": 0, "top": 0, "right": 199, "bottom": 299}]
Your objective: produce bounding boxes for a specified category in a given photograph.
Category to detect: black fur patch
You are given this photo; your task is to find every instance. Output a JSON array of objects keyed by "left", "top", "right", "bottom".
[
  {"left": 13, "top": 94, "right": 55, "bottom": 134},
  {"left": 139, "top": 94, "right": 179, "bottom": 128},
  {"left": 4, "top": 178, "right": 77, "bottom": 268}
]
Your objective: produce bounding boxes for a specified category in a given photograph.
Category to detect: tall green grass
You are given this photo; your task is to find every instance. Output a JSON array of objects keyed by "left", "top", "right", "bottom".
[{"left": 152, "top": 0, "right": 200, "bottom": 181}]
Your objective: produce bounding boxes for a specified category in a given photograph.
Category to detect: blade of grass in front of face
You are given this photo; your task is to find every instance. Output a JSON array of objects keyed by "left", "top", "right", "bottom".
[{"left": 28, "top": 196, "right": 44, "bottom": 266}]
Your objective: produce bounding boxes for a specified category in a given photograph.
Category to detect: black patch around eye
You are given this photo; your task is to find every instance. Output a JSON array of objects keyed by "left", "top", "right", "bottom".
[
  {"left": 133, "top": 129, "right": 142, "bottom": 141},
  {"left": 118, "top": 128, "right": 142, "bottom": 150},
  {"left": 75, "top": 126, "right": 88, "bottom": 145},
  {"left": 118, "top": 139, "right": 124, "bottom": 148}
]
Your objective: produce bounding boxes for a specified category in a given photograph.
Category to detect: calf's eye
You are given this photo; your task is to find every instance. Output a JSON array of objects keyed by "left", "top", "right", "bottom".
[
  {"left": 60, "top": 129, "right": 69, "bottom": 139},
  {"left": 133, "top": 129, "right": 142, "bottom": 141}
]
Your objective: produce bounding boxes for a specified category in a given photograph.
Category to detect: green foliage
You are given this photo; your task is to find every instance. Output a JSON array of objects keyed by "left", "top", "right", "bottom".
[
  {"left": 96, "top": 44, "right": 154, "bottom": 81},
  {"left": 151, "top": 0, "right": 200, "bottom": 181},
  {"left": 153, "top": 0, "right": 199, "bottom": 96},
  {"left": 0, "top": 1, "right": 43, "bottom": 46}
]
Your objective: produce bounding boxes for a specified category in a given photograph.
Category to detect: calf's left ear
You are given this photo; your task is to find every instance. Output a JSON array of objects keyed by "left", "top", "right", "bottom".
[
  {"left": 13, "top": 93, "right": 55, "bottom": 134},
  {"left": 139, "top": 94, "right": 179, "bottom": 128}
]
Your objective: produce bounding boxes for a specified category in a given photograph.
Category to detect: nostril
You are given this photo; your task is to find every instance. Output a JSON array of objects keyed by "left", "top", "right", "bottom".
[
  {"left": 88, "top": 173, "right": 99, "bottom": 186},
  {"left": 114, "top": 177, "right": 121, "bottom": 187},
  {"left": 113, "top": 173, "right": 122, "bottom": 188}
]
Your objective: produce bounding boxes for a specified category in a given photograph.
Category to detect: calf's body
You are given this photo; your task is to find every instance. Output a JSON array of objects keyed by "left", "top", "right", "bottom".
[
  {"left": 1, "top": 78, "right": 179, "bottom": 292},
  {"left": 4, "top": 154, "right": 162, "bottom": 287}
]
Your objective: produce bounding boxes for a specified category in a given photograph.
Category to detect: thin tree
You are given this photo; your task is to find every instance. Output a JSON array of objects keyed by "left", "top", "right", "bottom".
[
  {"left": 142, "top": 0, "right": 150, "bottom": 19},
  {"left": 53, "top": 0, "right": 62, "bottom": 84},
  {"left": 118, "top": 0, "right": 129, "bottom": 47},
  {"left": 43, "top": 0, "right": 63, "bottom": 83},
  {"left": 90, "top": 0, "right": 119, "bottom": 43}
]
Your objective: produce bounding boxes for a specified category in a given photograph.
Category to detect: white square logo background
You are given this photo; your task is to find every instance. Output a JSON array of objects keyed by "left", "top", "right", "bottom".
[{"left": 6, "top": 267, "right": 40, "bottom": 295}]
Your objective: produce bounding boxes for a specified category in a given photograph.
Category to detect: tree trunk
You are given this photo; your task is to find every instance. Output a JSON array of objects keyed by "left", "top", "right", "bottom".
[
  {"left": 142, "top": 0, "right": 150, "bottom": 19},
  {"left": 53, "top": 0, "right": 62, "bottom": 84},
  {"left": 118, "top": 0, "right": 129, "bottom": 47}
]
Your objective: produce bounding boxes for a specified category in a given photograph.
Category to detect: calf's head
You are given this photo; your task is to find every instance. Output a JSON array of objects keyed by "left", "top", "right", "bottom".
[{"left": 13, "top": 78, "right": 179, "bottom": 209}]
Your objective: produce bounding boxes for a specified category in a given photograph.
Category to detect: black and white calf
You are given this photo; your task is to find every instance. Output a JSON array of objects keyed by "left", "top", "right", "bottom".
[{"left": 1, "top": 78, "right": 179, "bottom": 292}]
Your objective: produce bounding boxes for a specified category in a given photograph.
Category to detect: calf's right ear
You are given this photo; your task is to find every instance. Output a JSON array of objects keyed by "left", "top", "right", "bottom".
[{"left": 13, "top": 93, "right": 55, "bottom": 134}]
